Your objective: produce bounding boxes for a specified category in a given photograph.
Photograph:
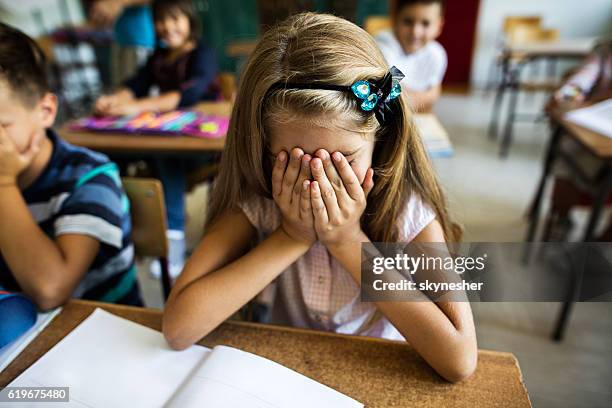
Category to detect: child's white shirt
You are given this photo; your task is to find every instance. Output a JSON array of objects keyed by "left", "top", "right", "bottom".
[
  {"left": 239, "top": 192, "right": 436, "bottom": 341},
  {"left": 375, "top": 30, "right": 447, "bottom": 92}
]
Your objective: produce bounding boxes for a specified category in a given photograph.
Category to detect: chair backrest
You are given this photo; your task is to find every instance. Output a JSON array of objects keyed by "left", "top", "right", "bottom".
[
  {"left": 364, "top": 16, "right": 391, "bottom": 36},
  {"left": 507, "top": 25, "right": 560, "bottom": 45},
  {"left": 218, "top": 72, "right": 237, "bottom": 101},
  {"left": 122, "top": 178, "right": 168, "bottom": 258},
  {"left": 538, "top": 28, "right": 560, "bottom": 42},
  {"left": 506, "top": 24, "right": 542, "bottom": 45},
  {"left": 503, "top": 16, "right": 542, "bottom": 34}
]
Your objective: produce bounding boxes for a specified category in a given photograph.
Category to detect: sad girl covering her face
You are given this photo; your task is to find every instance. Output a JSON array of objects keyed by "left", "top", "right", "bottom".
[{"left": 163, "top": 12, "right": 477, "bottom": 383}]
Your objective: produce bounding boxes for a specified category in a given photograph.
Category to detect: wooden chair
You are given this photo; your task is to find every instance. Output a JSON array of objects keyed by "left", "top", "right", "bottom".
[
  {"left": 503, "top": 16, "right": 542, "bottom": 35},
  {"left": 122, "top": 178, "right": 173, "bottom": 300},
  {"left": 364, "top": 16, "right": 391, "bottom": 36},
  {"left": 218, "top": 72, "right": 237, "bottom": 102},
  {"left": 486, "top": 16, "right": 542, "bottom": 90},
  {"left": 489, "top": 17, "right": 563, "bottom": 156}
]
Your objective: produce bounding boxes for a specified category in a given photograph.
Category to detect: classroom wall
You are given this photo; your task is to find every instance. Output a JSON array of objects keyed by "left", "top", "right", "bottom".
[
  {"left": 471, "top": 0, "right": 612, "bottom": 88},
  {"left": 0, "top": 0, "right": 84, "bottom": 36}
]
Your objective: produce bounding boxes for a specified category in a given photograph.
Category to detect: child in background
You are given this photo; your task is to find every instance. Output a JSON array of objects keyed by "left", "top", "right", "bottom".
[
  {"left": 94, "top": 0, "right": 219, "bottom": 276},
  {"left": 94, "top": 0, "right": 218, "bottom": 116},
  {"left": 163, "top": 13, "right": 477, "bottom": 382},
  {"left": 376, "top": 0, "right": 446, "bottom": 112},
  {"left": 552, "top": 39, "right": 611, "bottom": 107},
  {"left": 88, "top": 0, "right": 155, "bottom": 86},
  {"left": 545, "top": 39, "right": 612, "bottom": 241},
  {"left": 0, "top": 23, "right": 141, "bottom": 310}
]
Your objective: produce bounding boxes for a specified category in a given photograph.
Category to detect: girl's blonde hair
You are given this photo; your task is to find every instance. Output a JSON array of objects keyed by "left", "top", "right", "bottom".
[{"left": 207, "top": 12, "right": 458, "bottom": 242}]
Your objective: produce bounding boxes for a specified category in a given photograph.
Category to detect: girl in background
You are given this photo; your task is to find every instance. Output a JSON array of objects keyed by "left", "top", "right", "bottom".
[
  {"left": 163, "top": 13, "right": 477, "bottom": 382},
  {"left": 94, "top": 0, "right": 219, "bottom": 275}
]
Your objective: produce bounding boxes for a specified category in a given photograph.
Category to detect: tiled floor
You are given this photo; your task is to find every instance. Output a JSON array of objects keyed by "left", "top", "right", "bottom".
[{"left": 137, "top": 90, "right": 612, "bottom": 407}]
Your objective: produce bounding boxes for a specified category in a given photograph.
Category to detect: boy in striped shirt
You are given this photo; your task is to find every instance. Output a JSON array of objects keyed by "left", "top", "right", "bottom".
[{"left": 0, "top": 23, "right": 142, "bottom": 310}]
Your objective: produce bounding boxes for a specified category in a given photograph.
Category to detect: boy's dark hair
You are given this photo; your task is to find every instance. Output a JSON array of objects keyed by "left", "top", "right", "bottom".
[
  {"left": 0, "top": 23, "right": 49, "bottom": 107},
  {"left": 393, "top": 0, "right": 445, "bottom": 15},
  {"left": 152, "top": 0, "right": 202, "bottom": 42}
]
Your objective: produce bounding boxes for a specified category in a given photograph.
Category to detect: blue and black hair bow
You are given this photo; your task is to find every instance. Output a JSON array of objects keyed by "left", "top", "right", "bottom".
[{"left": 268, "top": 66, "right": 406, "bottom": 125}]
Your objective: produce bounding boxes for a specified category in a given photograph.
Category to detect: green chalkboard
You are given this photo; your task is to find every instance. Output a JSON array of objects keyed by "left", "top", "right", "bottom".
[{"left": 196, "top": 0, "right": 390, "bottom": 72}]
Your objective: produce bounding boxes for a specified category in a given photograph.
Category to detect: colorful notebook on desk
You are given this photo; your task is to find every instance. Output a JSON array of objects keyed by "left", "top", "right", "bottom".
[
  {"left": 1, "top": 309, "right": 362, "bottom": 408},
  {"left": 71, "top": 111, "right": 229, "bottom": 138}
]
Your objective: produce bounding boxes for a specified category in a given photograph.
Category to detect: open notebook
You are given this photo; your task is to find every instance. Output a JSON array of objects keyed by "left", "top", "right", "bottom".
[
  {"left": 1, "top": 309, "right": 362, "bottom": 408},
  {"left": 564, "top": 99, "right": 612, "bottom": 138}
]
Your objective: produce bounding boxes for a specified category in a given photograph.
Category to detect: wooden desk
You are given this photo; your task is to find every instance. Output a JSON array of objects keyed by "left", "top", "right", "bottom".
[
  {"left": 556, "top": 113, "right": 612, "bottom": 159},
  {"left": 414, "top": 113, "right": 453, "bottom": 158},
  {"left": 59, "top": 102, "right": 232, "bottom": 155},
  {"left": 524, "top": 100, "right": 612, "bottom": 341},
  {"left": 488, "top": 37, "right": 596, "bottom": 156},
  {"left": 0, "top": 300, "right": 530, "bottom": 407},
  {"left": 506, "top": 38, "right": 596, "bottom": 60}
]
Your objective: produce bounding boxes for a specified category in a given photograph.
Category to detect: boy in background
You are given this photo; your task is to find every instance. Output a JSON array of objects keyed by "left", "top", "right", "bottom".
[
  {"left": 376, "top": 0, "right": 446, "bottom": 112},
  {"left": 0, "top": 23, "right": 141, "bottom": 310}
]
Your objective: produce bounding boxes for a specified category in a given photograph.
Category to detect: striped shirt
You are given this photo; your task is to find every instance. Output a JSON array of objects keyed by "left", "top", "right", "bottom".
[
  {"left": 0, "top": 130, "right": 141, "bottom": 305},
  {"left": 239, "top": 193, "right": 436, "bottom": 341}
]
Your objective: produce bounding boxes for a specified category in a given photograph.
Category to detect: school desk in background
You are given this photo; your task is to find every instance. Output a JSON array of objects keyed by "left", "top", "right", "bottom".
[
  {"left": 414, "top": 113, "right": 454, "bottom": 158},
  {"left": 70, "top": 111, "right": 229, "bottom": 139},
  {"left": 60, "top": 102, "right": 231, "bottom": 155}
]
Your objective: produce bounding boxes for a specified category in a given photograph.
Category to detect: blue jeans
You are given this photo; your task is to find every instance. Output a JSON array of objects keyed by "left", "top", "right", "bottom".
[{"left": 154, "top": 157, "right": 212, "bottom": 231}]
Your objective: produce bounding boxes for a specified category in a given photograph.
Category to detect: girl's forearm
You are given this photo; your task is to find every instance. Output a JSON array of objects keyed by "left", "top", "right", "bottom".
[
  {"left": 113, "top": 88, "right": 135, "bottom": 103},
  {"left": 327, "top": 236, "right": 477, "bottom": 382},
  {"left": 133, "top": 92, "right": 181, "bottom": 113},
  {"left": 163, "top": 228, "right": 310, "bottom": 350}
]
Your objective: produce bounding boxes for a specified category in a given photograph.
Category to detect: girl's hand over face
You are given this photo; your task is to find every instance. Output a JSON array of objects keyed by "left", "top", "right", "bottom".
[
  {"left": 309, "top": 150, "right": 374, "bottom": 248},
  {"left": 272, "top": 148, "right": 316, "bottom": 246}
]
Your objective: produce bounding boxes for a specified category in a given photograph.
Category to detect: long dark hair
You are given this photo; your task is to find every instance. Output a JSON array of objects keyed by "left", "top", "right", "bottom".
[{"left": 152, "top": 0, "right": 202, "bottom": 42}]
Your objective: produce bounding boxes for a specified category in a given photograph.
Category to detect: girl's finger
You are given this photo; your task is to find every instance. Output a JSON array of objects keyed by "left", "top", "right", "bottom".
[
  {"left": 271, "top": 150, "right": 287, "bottom": 198},
  {"left": 310, "top": 157, "right": 341, "bottom": 221},
  {"left": 362, "top": 168, "right": 375, "bottom": 198},
  {"left": 331, "top": 151, "right": 362, "bottom": 201},
  {"left": 318, "top": 150, "right": 350, "bottom": 206},
  {"left": 281, "top": 148, "right": 303, "bottom": 205},
  {"left": 299, "top": 180, "right": 312, "bottom": 222},
  {"left": 292, "top": 154, "right": 312, "bottom": 205},
  {"left": 310, "top": 181, "right": 329, "bottom": 226}
]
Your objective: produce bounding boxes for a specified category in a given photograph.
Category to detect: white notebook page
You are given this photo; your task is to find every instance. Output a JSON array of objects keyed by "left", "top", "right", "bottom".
[
  {"left": 564, "top": 99, "right": 612, "bottom": 138},
  {"left": 167, "top": 345, "right": 362, "bottom": 408},
  {"left": 2, "top": 309, "right": 362, "bottom": 408},
  {"left": 1, "top": 309, "right": 208, "bottom": 408}
]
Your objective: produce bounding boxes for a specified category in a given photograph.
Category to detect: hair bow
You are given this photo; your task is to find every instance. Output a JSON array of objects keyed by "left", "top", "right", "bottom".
[{"left": 267, "top": 66, "right": 406, "bottom": 125}]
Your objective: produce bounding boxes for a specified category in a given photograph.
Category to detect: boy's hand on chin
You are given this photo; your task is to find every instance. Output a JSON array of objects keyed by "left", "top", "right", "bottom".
[{"left": 0, "top": 126, "right": 41, "bottom": 185}]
